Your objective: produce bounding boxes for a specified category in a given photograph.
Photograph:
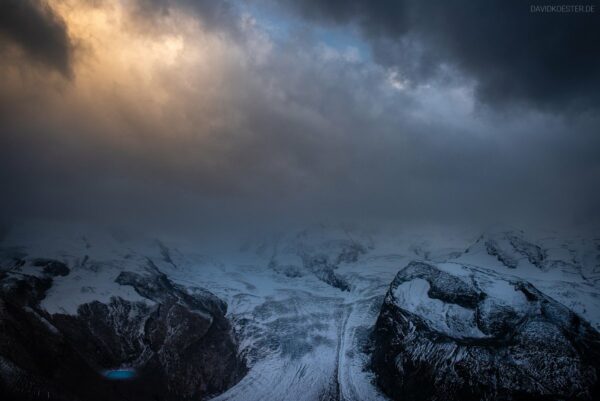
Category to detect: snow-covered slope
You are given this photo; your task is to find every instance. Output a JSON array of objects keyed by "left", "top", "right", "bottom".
[
  {"left": 454, "top": 229, "right": 600, "bottom": 328},
  {"left": 1, "top": 222, "right": 599, "bottom": 401},
  {"left": 372, "top": 260, "right": 600, "bottom": 401}
]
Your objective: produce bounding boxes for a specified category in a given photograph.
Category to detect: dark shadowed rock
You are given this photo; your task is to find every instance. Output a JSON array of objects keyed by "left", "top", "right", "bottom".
[
  {"left": 300, "top": 254, "right": 351, "bottom": 291},
  {"left": 32, "top": 258, "right": 70, "bottom": 277},
  {"left": 0, "top": 263, "right": 245, "bottom": 401},
  {"left": 372, "top": 261, "right": 600, "bottom": 401},
  {"left": 473, "top": 231, "right": 547, "bottom": 270},
  {"left": 0, "top": 274, "right": 116, "bottom": 401}
]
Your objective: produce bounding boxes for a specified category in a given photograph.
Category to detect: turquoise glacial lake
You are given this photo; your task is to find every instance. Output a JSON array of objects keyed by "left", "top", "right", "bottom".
[{"left": 103, "top": 368, "right": 137, "bottom": 380}]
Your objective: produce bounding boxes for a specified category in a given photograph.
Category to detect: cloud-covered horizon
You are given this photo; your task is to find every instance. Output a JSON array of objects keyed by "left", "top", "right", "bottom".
[{"left": 1, "top": 0, "right": 599, "bottom": 234}]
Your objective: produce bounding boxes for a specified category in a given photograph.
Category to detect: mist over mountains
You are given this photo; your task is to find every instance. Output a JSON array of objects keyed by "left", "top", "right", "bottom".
[{"left": 1, "top": 1, "right": 599, "bottom": 400}]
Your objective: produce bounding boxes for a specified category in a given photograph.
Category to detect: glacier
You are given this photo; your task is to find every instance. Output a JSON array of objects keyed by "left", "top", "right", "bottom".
[{"left": 1, "top": 222, "right": 599, "bottom": 400}]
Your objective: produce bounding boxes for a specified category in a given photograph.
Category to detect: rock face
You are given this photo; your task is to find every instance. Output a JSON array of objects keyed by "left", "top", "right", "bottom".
[
  {"left": 472, "top": 231, "right": 547, "bottom": 270},
  {"left": 264, "top": 226, "right": 373, "bottom": 291},
  {"left": 0, "top": 259, "right": 245, "bottom": 401},
  {"left": 372, "top": 261, "right": 600, "bottom": 401}
]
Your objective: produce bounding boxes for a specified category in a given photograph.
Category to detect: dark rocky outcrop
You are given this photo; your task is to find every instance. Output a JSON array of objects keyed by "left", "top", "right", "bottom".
[
  {"left": 267, "top": 227, "right": 371, "bottom": 291},
  {"left": 505, "top": 233, "right": 546, "bottom": 269},
  {"left": 372, "top": 261, "right": 600, "bottom": 401},
  {"left": 475, "top": 231, "right": 546, "bottom": 270},
  {"left": 31, "top": 259, "right": 70, "bottom": 277},
  {"left": 300, "top": 253, "right": 351, "bottom": 291},
  {"left": 485, "top": 238, "right": 519, "bottom": 268},
  {"left": 0, "top": 260, "right": 245, "bottom": 401},
  {"left": 0, "top": 268, "right": 114, "bottom": 401}
]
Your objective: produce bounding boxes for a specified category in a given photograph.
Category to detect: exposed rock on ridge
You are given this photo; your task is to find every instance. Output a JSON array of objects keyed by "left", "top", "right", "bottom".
[
  {"left": 0, "top": 258, "right": 245, "bottom": 401},
  {"left": 372, "top": 261, "right": 600, "bottom": 401}
]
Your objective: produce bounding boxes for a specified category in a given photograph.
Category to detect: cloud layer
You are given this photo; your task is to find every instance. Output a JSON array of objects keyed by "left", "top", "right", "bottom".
[
  {"left": 0, "top": 0, "right": 598, "bottom": 234},
  {"left": 0, "top": 0, "right": 72, "bottom": 75},
  {"left": 286, "top": 0, "right": 600, "bottom": 110}
]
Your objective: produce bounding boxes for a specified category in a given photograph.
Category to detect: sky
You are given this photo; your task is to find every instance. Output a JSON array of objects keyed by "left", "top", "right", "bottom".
[{"left": 0, "top": 0, "right": 599, "bottom": 235}]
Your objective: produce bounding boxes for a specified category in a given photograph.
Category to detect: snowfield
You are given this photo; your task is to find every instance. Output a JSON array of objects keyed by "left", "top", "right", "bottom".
[{"left": 1, "top": 222, "right": 599, "bottom": 400}]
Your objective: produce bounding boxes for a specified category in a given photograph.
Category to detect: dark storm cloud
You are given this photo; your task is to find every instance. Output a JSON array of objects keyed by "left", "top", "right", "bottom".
[
  {"left": 285, "top": 0, "right": 600, "bottom": 110},
  {"left": 0, "top": 0, "right": 72, "bottom": 76},
  {"left": 0, "top": 0, "right": 598, "bottom": 236}
]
